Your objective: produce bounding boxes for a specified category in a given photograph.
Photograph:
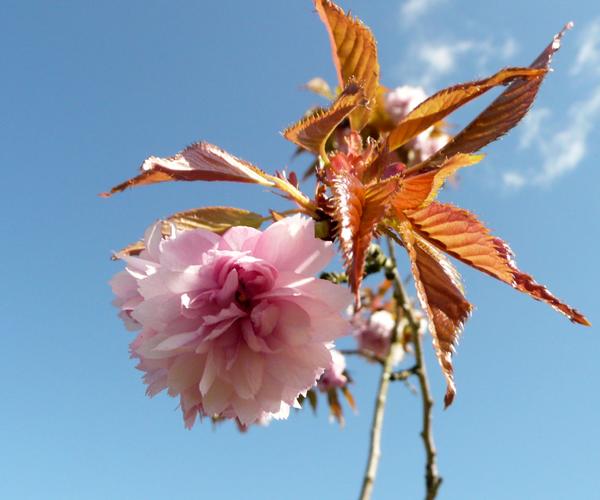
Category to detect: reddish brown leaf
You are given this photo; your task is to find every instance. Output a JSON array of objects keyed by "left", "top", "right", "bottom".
[
  {"left": 283, "top": 81, "right": 367, "bottom": 154},
  {"left": 168, "top": 206, "right": 264, "bottom": 233},
  {"left": 397, "top": 225, "right": 473, "bottom": 407},
  {"left": 406, "top": 202, "right": 590, "bottom": 325},
  {"left": 423, "top": 23, "right": 573, "bottom": 168},
  {"left": 326, "top": 388, "right": 344, "bottom": 425},
  {"left": 112, "top": 206, "right": 264, "bottom": 260},
  {"left": 113, "top": 240, "right": 146, "bottom": 260},
  {"left": 306, "top": 389, "right": 318, "bottom": 413},
  {"left": 314, "top": 0, "right": 380, "bottom": 130},
  {"left": 101, "top": 142, "right": 274, "bottom": 197},
  {"left": 393, "top": 153, "right": 483, "bottom": 212},
  {"left": 341, "top": 385, "right": 356, "bottom": 411},
  {"left": 387, "top": 67, "right": 546, "bottom": 152},
  {"left": 332, "top": 174, "right": 397, "bottom": 300}
]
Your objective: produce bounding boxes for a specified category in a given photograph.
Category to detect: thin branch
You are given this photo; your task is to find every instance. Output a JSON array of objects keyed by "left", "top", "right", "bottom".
[
  {"left": 358, "top": 238, "right": 408, "bottom": 500},
  {"left": 413, "top": 330, "right": 443, "bottom": 500},
  {"left": 390, "top": 365, "right": 418, "bottom": 381},
  {"left": 358, "top": 306, "right": 401, "bottom": 500},
  {"left": 339, "top": 348, "right": 385, "bottom": 365},
  {"left": 386, "top": 240, "right": 443, "bottom": 500}
]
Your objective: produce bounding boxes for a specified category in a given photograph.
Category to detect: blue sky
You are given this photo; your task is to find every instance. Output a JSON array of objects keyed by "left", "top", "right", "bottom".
[{"left": 1, "top": 1, "right": 599, "bottom": 499}]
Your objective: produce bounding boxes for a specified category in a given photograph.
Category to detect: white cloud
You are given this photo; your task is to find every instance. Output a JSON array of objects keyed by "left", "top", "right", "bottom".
[
  {"left": 570, "top": 19, "right": 600, "bottom": 76},
  {"left": 417, "top": 40, "right": 473, "bottom": 82},
  {"left": 400, "top": 0, "right": 445, "bottom": 24},
  {"left": 502, "top": 172, "right": 526, "bottom": 189},
  {"left": 408, "top": 36, "right": 519, "bottom": 88},
  {"left": 500, "top": 37, "right": 518, "bottom": 60},
  {"left": 519, "top": 108, "right": 551, "bottom": 149},
  {"left": 503, "top": 86, "right": 600, "bottom": 189},
  {"left": 534, "top": 86, "right": 600, "bottom": 185}
]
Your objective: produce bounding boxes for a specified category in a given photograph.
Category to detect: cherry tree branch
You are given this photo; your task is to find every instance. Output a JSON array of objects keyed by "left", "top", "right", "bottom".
[
  {"left": 358, "top": 237, "right": 443, "bottom": 500},
  {"left": 339, "top": 348, "right": 385, "bottom": 365},
  {"left": 390, "top": 365, "right": 418, "bottom": 381},
  {"left": 385, "top": 241, "right": 443, "bottom": 500},
  {"left": 359, "top": 238, "right": 419, "bottom": 500},
  {"left": 358, "top": 294, "right": 402, "bottom": 500}
]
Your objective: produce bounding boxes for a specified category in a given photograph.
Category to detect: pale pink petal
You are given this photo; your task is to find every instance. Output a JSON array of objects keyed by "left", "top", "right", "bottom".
[
  {"left": 199, "top": 349, "right": 219, "bottom": 396},
  {"left": 166, "top": 353, "right": 205, "bottom": 395},
  {"left": 231, "top": 397, "right": 262, "bottom": 426},
  {"left": 143, "top": 221, "right": 165, "bottom": 261},
  {"left": 253, "top": 215, "right": 335, "bottom": 275},
  {"left": 153, "top": 331, "right": 200, "bottom": 351},
  {"left": 202, "top": 378, "right": 234, "bottom": 416},
  {"left": 160, "top": 229, "right": 220, "bottom": 269},
  {"left": 261, "top": 272, "right": 352, "bottom": 312},
  {"left": 229, "top": 346, "right": 264, "bottom": 399},
  {"left": 220, "top": 226, "right": 262, "bottom": 252}
]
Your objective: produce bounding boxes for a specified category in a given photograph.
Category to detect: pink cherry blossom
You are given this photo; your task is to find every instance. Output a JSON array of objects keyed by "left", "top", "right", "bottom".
[
  {"left": 384, "top": 85, "right": 450, "bottom": 161},
  {"left": 317, "top": 349, "right": 348, "bottom": 391},
  {"left": 355, "top": 310, "right": 405, "bottom": 366},
  {"left": 384, "top": 85, "right": 428, "bottom": 123},
  {"left": 413, "top": 130, "right": 450, "bottom": 161},
  {"left": 110, "top": 215, "right": 352, "bottom": 428}
]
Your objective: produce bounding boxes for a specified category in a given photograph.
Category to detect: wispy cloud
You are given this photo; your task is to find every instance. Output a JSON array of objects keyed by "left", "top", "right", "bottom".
[
  {"left": 399, "top": 0, "right": 446, "bottom": 24},
  {"left": 504, "top": 86, "right": 600, "bottom": 189},
  {"left": 570, "top": 19, "right": 600, "bottom": 76},
  {"left": 416, "top": 40, "right": 474, "bottom": 85},
  {"left": 534, "top": 86, "right": 600, "bottom": 185},
  {"left": 502, "top": 171, "right": 526, "bottom": 189},
  {"left": 409, "top": 36, "right": 519, "bottom": 88},
  {"left": 519, "top": 108, "right": 551, "bottom": 149},
  {"left": 499, "top": 37, "right": 518, "bottom": 60}
]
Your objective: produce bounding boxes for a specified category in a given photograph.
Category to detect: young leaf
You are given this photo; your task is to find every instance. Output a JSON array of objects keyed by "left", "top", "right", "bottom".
[
  {"left": 101, "top": 142, "right": 275, "bottom": 197},
  {"left": 332, "top": 175, "right": 397, "bottom": 300},
  {"left": 423, "top": 23, "right": 573, "bottom": 166},
  {"left": 283, "top": 81, "right": 367, "bottom": 154},
  {"left": 393, "top": 153, "right": 484, "bottom": 212},
  {"left": 341, "top": 385, "right": 356, "bottom": 411},
  {"left": 314, "top": 0, "right": 380, "bottom": 130},
  {"left": 397, "top": 225, "right": 473, "bottom": 407},
  {"left": 326, "top": 388, "right": 344, "bottom": 424},
  {"left": 306, "top": 389, "right": 318, "bottom": 412},
  {"left": 112, "top": 206, "right": 265, "bottom": 259},
  {"left": 387, "top": 67, "right": 545, "bottom": 152},
  {"left": 167, "top": 206, "right": 265, "bottom": 233},
  {"left": 405, "top": 202, "right": 590, "bottom": 325},
  {"left": 303, "top": 77, "right": 335, "bottom": 100}
]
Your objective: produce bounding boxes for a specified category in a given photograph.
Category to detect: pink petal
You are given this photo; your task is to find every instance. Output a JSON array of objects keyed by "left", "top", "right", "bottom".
[
  {"left": 166, "top": 354, "right": 205, "bottom": 395},
  {"left": 160, "top": 229, "right": 220, "bottom": 269},
  {"left": 253, "top": 215, "right": 335, "bottom": 275},
  {"left": 153, "top": 331, "right": 200, "bottom": 351},
  {"left": 220, "top": 226, "right": 262, "bottom": 252}
]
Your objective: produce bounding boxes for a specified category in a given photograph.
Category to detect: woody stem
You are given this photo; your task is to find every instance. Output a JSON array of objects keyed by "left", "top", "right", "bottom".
[{"left": 385, "top": 239, "right": 443, "bottom": 500}]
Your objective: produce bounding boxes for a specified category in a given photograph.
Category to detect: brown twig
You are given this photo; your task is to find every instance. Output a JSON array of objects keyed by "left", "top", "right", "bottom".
[
  {"left": 358, "top": 298, "right": 402, "bottom": 500},
  {"left": 357, "top": 237, "right": 443, "bottom": 500},
  {"left": 339, "top": 349, "right": 385, "bottom": 365},
  {"left": 358, "top": 239, "right": 420, "bottom": 500},
  {"left": 385, "top": 240, "right": 443, "bottom": 500},
  {"left": 390, "top": 365, "right": 418, "bottom": 381}
]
